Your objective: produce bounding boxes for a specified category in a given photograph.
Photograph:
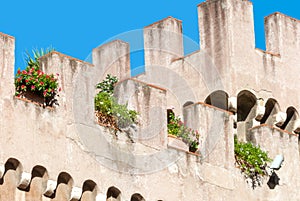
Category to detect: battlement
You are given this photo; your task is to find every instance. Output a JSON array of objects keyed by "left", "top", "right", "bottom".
[{"left": 1, "top": 0, "right": 300, "bottom": 200}]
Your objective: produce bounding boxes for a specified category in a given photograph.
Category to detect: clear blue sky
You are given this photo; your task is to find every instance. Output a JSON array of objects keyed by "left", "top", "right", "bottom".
[{"left": 0, "top": 0, "right": 299, "bottom": 74}]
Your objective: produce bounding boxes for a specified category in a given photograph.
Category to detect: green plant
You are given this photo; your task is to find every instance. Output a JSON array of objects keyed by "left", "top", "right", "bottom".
[
  {"left": 234, "top": 136, "right": 271, "bottom": 188},
  {"left": 94, "top": 75, "right": 138, "bottom": 130},
  {"left": 167, "top": 112, "right": 199, "bottom": 152},
  {"left": 96, "top": 74, "right": 118, "bottom": 95},
  {"left": 25, "top": 47, "right": 55, "bottom": 69},
  {"left": 15, "top": 47, "right": 59, "bottom": 106}
]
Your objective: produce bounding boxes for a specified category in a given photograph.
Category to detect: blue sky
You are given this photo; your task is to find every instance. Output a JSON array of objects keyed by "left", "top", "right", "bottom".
[{"left": 0, "top": 0, "right": 299, "bottom": 74}]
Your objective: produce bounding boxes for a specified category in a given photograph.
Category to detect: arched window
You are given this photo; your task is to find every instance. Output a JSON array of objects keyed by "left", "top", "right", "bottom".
[
  {"left": 204, "top": 90, "right": 229, "bottom": 110},
  {"left": 260, "top": 98, "right": 279, "bottom": 124},
  {"left": 237, "top": 90, "right": 256, "bottom": 121},
  {"left": 183, "top": 101, "right": 194, "bottom": 108},
  {"left": 280, "top": 107, "right": 298, "bottom": 130}
]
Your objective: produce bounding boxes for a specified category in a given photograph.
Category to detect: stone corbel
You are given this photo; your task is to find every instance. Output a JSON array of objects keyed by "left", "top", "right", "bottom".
[
  {"left": 254, "top": 98, "right": 265, "bottom": 121},
  {"left": 255, "top": 105, "right": 265, "bottom": 121},
  {"left": 44, "top": 180, "right": 57, "bottom": 197},
  {"left": 96, "top": 193, "right": 106, "bottom": 201},
  {"left": 70, "top": 187, "right": 82, "bottom": 200},
  {"left": 292, "top": 119, "right": 300, "bottom": 133},
  {"left": 273, "top": 112, "right": 287, "bottom": 127},
  {"left": 228, "top": 97, "right": 237, "bottom": 113},
  {"left": 18, "top": 172, "right": 32, "bottom": 190},
  {"left": 251, "top": 119, "right": 260, "bottom": 127}
]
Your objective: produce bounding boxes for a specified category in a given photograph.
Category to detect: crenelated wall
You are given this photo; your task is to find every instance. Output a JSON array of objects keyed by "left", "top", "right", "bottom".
[
  {"left": 0, "top": 31, "right": 237, "bottom": 201},
  {"left": 1, "top": 0, "right": 300, "bottom": 200},
  {"left": 138, "top": 0, "right": 300, "bottom": 117}
]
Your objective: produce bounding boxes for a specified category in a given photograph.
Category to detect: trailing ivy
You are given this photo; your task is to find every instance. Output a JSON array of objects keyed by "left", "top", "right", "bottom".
[{"left": 234, "top": 136, "right": 271, "bottom": 188}]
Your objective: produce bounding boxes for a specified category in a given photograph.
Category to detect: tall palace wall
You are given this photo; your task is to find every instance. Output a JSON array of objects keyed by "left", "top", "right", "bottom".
[{"left": 0, "top": 0, "right": 300, "bottom": 200}]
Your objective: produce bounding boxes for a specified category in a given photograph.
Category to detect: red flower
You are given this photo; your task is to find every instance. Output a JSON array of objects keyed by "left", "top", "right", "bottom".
[
  {"left": 17, "top": 69, "right": 21, "bottom": 74},
  {"left": 37, "top": 70, "right": 44, "bottom": 76},
  {"left": 22, "top": 70, "right": 27, "bottom": 75},
  {"left": 25, "top": 79, "right": 29, "bottom": 83},
  {"left": 43, "top": 90, "right": 47, "bottom": 97},
  {"left": 40, "top": 81, "right": 44, "bottom": 86},
  {"left": 31, "top": 85, "right": 35, "bottom": 90},
  {"left": 21, "top": 85, "right": 26, "bottom": 89}
]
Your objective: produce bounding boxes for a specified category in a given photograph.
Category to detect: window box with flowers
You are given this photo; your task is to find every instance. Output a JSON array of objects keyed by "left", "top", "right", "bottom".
[
  {"left": 167, "top": 112, "right": 200, "bottom": 153},
  {"left": 94, "top": 74, "right": 138, "bottom": 132},
  {"left": 14, "top": 48, "right": 60, "bottom": 107}
]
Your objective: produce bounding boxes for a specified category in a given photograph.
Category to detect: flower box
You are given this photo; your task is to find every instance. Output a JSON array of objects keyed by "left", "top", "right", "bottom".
[{"left": 168, "top": 134, "right": 189, "bottom": 152}]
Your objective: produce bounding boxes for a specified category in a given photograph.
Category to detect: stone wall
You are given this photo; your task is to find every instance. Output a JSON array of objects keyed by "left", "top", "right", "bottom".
[{"left": 1, "top": 0, "right": 300, "bottom": 200}]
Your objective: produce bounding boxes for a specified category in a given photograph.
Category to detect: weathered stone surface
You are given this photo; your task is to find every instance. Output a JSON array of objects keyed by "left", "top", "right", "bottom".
[{"left": 0, "top": 0, "right": 300, "bottom": 200}]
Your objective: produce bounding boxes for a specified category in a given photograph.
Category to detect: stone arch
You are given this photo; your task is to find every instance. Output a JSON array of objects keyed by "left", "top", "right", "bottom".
[
  {"left": 280, "top": 107, "right": 299, "bottom": 130},
  {"left": 1, "top": 158, "right": 23, "bottom": 181},
  {"left": 49, "top": 172, "right": 74, "bottom": 200},
  {"left": 237, "top": 90, "right": 257, "bottom": 121},
  {"left": 204, "top": 90, "right": 229, "bottom": 111},
  {"left": 0, "top": 158, "right": 23, "bottom": 200},
  {"left": 260, "top": 98, "right": 280, "bottom": 124},
  {"left": 4, "top": 158, "right": 22, "bottom": 172},
  {"left": 82, "top": 179, "right": 97, "bottom": 192},
  {"left": 183, "top": 101, "right": 194, "bottom": 108},
  {"left": 26, "top": 165, "right": 48, "bottom": 199},
  {"left": 57, "top": 172, "right": 73, "bottom": 186},
  {"left": 31, "top": 165, "right": 48, "bottom": 179},
  {"left": 81, "top": 180, "right": 98, "bottom": 201},
  {"left": 131, "top": 193, "right": 145, "bottom": 201},
  {"left": 107, "top": 186, "right": 121, "bottom": 200}
]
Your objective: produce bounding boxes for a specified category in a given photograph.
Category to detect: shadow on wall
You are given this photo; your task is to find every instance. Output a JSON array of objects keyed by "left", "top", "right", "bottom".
[{"left": 267, "top": 172, "right": 280, "bottom": 189}]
